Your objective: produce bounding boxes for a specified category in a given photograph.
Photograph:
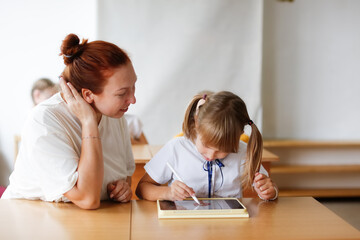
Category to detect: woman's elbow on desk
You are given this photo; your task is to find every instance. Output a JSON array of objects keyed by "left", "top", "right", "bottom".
[
  {"left": 70, "top": 197, "right": 101, "bottom": 210},
  {"left": 78, "top": 200, "right": 101, "bottom": 210},
  {"left": 64, "top": 188, "right": 101, "bottom": 210}
]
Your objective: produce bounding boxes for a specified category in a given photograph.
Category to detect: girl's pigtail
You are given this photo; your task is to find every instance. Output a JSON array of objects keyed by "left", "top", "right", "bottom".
[
  {"left": 242, "top": 122, "right": 263, "bottom": 191},
  {"left": 182, "top": 95, "right": 202, "bottom": 142}
]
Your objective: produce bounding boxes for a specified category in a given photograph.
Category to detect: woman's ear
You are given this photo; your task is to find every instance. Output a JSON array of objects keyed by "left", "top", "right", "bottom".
[{"left": 81, "top": 88, "right": 94, "bottom": 104}]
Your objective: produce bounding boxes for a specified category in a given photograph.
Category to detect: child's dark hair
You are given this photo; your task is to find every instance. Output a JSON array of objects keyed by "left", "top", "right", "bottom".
[
  {"left": 182, "top": 91, "right": 263, "bottom": 190},
  {"left": 60, "top": 33, "right": 130, "bottom": 94}
]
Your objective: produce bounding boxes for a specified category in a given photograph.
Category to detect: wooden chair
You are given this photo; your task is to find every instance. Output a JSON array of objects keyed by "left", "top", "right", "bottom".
[{"left": 131, "top": 133, "right": 148, "bottom": 145}]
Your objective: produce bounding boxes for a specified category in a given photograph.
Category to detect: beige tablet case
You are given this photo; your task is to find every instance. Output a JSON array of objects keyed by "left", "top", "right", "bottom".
[{"left": 157, "top": 198, "right": 249, "bottom": 219}]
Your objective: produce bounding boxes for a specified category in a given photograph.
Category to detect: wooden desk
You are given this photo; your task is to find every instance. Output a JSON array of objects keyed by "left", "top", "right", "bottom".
[
  {"left": 131, "top": 145, "right": 279, "bottom": 199},
  {"left": 0, "top": 199, "right": 131, "bottom": 239},
  {"left": 1, "top": 198, "right": 359, "bottom": 240},
  {"left": 132, "top": 144, "right": 152, "bottom": 164},
  {"left": 131, "top": 197, "right": 360, "bottom": 240}
]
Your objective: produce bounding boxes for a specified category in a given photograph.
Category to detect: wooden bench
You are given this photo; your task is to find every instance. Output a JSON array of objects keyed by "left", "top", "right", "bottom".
[{"left": 264, "top": 140, "right": 360, "bottom": 197}]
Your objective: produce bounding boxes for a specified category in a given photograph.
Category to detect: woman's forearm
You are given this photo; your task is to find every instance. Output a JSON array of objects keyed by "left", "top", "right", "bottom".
[{"left": 64, "top": 121, "right": 104, "bottom": 209}]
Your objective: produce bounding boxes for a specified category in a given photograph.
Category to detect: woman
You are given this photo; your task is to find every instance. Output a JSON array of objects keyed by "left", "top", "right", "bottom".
[{"left": 2, "top": 34, "right": 137, "bottom": 209}]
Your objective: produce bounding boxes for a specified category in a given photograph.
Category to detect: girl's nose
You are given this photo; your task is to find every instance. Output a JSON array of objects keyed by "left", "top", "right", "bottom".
[{"left": 206, "top": 150, "right": 216, "bottom": 161}]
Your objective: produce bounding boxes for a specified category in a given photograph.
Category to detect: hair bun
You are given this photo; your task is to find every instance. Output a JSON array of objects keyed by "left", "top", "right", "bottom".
[{"left": 60, "top": 33, "right": 87, "bottom": 65}]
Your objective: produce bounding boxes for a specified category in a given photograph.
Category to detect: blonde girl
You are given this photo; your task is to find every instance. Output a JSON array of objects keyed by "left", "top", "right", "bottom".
[{"left": 136, "top": 91, "right": 278, "bottom": 201}]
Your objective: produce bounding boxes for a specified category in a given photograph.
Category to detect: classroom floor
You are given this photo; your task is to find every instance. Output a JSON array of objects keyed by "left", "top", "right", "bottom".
[{"left": 316, "top": 197, "right": 360, "bottom": 231}]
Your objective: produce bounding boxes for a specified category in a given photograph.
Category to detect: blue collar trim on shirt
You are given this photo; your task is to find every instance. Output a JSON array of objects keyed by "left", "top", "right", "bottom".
[{"left": 202, "top": 159, "right": 225, "bottom": 198}]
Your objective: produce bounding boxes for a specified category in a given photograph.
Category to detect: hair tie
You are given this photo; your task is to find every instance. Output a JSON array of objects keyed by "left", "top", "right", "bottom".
[
  {"left": 63, "top": 54, "right": 73, "bottom": 58},
  {"left": 248, "top": 120, "right": 254, "bottom": 125},
  {"left": 196, "top": 95, "right": 207, "bottom": 115}
]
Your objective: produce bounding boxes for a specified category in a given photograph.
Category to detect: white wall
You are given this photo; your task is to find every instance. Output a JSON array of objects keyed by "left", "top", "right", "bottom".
[
  {"left": 0, "top": 0, "right": 97, "bottom": 185},
  {"left": 262, "top": 0, "right": 360, "bottom": 140},
  {"left": 262, "top": 0, "right": 360, "bottom": 191},
  {"left": 97, "top": 0, "right": 264, "bottom": 145}
]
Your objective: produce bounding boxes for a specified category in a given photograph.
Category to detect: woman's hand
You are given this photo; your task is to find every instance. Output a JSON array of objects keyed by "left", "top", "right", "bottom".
[
  {"left": 59, "top": 78, "right": 97, "bottom": 125},
  {"left": 166, "top": 180, "right": 195, "bottom": 201},
  {"left": 253, "top": 173, "right": 278, "bottom": 201},
  {"left": 107, "top": 179, "right": 132, "bottom": 202}
]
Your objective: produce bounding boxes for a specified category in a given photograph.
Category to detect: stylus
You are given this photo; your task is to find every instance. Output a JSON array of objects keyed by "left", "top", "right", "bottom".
[{"left": 166, "top": 162, "right": 201, "bottom": 205}]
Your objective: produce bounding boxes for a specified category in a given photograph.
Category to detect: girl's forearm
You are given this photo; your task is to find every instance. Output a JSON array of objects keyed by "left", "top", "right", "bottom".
[{"left": 136, "top": 181, "right": 170, "bottom": 201}]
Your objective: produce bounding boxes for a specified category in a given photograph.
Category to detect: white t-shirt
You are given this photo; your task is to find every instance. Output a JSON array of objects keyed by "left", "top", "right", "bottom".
[
  {"left": 145, "top": 136, "right": 268, "bottom": 198},
  {"left": 2, "top": 93, "right": 135, "bottom": 202},
  {"left": 124, "top": 114, "right": 143, "bottom": 139}
]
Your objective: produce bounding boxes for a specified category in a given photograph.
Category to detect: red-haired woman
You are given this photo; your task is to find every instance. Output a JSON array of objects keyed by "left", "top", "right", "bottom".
[{"left": 2, "top": 34, "right": 137, "bottom": 209}]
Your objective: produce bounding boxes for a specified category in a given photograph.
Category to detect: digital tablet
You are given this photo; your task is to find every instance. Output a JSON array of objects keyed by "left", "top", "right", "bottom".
[{"left": 157, "top": 198, "right": 249, "bottom": 219}]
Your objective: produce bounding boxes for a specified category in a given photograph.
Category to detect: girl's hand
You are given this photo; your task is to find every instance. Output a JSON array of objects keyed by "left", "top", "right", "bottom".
[
  {"left": 59, "top": 78, "right": 97, "bottom": 125},
  {"left": 167, "top": 180, "right": 195, "bottom": 201},
  {"left": 253, "top": 173, "right": 278, "bottom": 201},
  {"left": 107, "top": 179, "right": 132, "bottom": 202}
]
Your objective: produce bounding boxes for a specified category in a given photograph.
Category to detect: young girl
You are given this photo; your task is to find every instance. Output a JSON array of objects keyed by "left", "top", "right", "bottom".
[
  {"left": 2, "top": 34, "right": 137, "bottom": 209},
  {"left": 136, "top": 91, "right": 278, "bottom": 201},
  {"left": 31, "top": 78, "right": 59, "bottom": 105}
]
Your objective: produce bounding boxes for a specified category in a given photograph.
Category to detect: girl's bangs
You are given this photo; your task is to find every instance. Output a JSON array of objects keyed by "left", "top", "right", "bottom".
[{"left": 198, "top": 121, "right": 239, "bottom": 153}]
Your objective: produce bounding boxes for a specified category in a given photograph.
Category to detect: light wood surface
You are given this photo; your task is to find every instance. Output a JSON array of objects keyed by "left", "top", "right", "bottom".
[
  {"left": 132, "top": 144, "right": 152, "bottom": 164},
  {"left": 130, "top": 197, "right": 360, "bottom": 240},
  {"left": 278, "top": 189, "right": 360, "bottom": 197},
  {"left": 1, "top": 197, "right": 359, "bottom": 240},
  {"left": 0, "top": 199, "right": 131, "bottom": 240},
  {"left": 264, "top": 139, "right": 360, "bottom": 148},
  {"left": 271, "top": 164, "right": 360, "bottom": 174},
  {"left": 262, "top": 148, "right": 280, "bottom": 162}
]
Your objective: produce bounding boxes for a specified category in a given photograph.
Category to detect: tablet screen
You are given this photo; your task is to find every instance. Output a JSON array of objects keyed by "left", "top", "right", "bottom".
[{"left": 159, "top": 199, "right": 244, "bottom": 211}]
